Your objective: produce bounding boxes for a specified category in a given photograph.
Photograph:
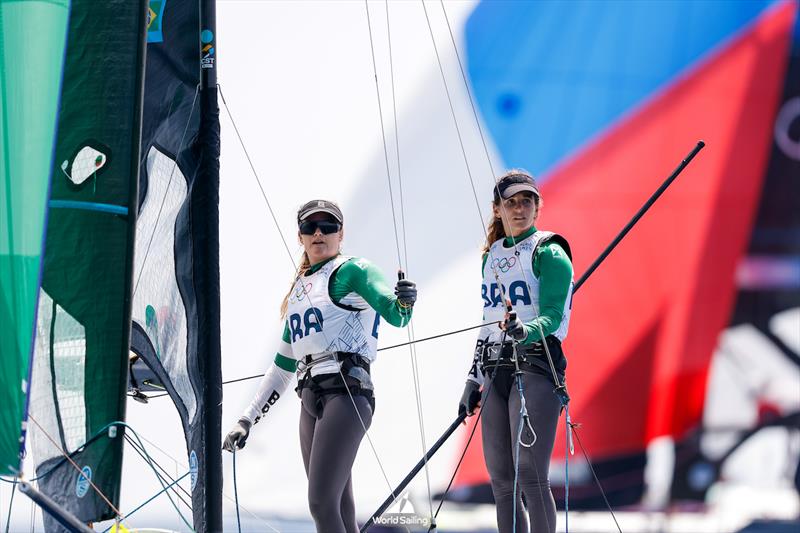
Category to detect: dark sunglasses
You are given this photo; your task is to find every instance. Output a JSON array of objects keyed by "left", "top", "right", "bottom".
[{"left": 299, "top": 220, "right": 342, "bottom": 235}]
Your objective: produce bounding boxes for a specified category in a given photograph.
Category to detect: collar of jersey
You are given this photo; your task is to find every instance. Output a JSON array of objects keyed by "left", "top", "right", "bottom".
[
  {"left": 305, "top": 255, "right": 338, "bottom": 275},
  {"left": 503, "top": 226, "right": 537, "bottom": 248}
]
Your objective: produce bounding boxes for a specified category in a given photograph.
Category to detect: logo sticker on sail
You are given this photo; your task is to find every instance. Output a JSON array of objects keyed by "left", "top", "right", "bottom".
[
  {"left": 61, "top": 143, "right": 111, "bottom": 186},
  {"left": 189, "top": 450, "right": 199, "bottom": 490},
  {"left": 147, "top": 1, "right": 166, "bottom": 43},
  {"left": 76, "top": 466, "right": 92, "bottom": 498},
  {"left": 201, "top": 30, "right": 215, "bottom": 69}
]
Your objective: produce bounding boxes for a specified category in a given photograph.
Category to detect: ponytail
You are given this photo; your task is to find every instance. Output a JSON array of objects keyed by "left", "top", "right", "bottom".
[
  {"left": 280, "top": 252, "right": 311, "bottom": 318},
  {"left": 482, "top": 213, "right": 506, "bottom": 255}
]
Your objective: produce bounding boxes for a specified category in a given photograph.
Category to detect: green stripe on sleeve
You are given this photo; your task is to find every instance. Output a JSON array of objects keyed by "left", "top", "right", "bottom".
[{"left": 274, "top": 353, "right": 297, "bottom": 372}]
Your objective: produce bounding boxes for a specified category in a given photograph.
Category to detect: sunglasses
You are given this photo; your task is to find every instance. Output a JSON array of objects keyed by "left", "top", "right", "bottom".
[{"left": 299, "top": 220, "right": 342, "bottom": 235}]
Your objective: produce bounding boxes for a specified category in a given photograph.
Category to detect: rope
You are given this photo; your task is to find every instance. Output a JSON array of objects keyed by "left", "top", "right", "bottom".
[
  {"left": 137, "top": 320, "right": 503, "bottom": 401},
  {"left": 123, "top": 434, "right": 193, "bottom": 510},
  {"left": 4, "top": 481, "right": 15, "bottom": 533},
  {"left": 430, "top": 367, "right": 496, "bottom": 523},
  {"left": 364, "top": 0, "right": 435, "bottom": 522},
  {"left": 217, "top": 85, "right": 296, "bottom": 264},
  {"left": 420, "top": 6, "right": 576, "bottom": 530},
  {"left": 129, "top": 420, "right": 281, "bottom": 533},
  {"left": 26, "top": 415, "right": 122, "bottom": 517},
  {"left": 101, "top": 473, "right": 190, "bottom": 533},
  {"left": 565, "top": 403, "right": 571, "bottom": 533},
  {"left": 219, "top": 81, "right": 398, "bottom": 499},
  {"left": 512, "top": 391, "right": 524, "bottom": 533},
  {"left": 571, "top": 424, "right": 623, "bottom": 533},
  {"left": 117, "top": 423, "right": 194, "bottom": 531},
  {"left": 232, "top": 449, "right": 242, "bottom": 533}
]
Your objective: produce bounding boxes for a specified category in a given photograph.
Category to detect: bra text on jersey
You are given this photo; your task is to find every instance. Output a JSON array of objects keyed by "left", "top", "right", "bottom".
[
  {"left": 290, "top": 307, "right": 324, "bottom": 341},
  {"left": 482, "top": 281, "right": 532, "bottom": 308}
]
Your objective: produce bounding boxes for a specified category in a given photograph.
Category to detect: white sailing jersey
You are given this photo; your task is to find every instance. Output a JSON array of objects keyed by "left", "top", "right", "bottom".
[
  {"left": 479, "top": 231, "right": 573, "bottom": 345},
  {"left": 286, "top": 255, "right": 379, "bottom": 377}
]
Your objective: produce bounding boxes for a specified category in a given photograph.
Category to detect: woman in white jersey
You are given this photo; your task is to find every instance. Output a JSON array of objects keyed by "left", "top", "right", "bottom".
[
  {"left": 223, "top": 200, "right": 416, "bottom": 533},
  {"left": 458, "top": 171, "right": 574, "bottom": 533}
]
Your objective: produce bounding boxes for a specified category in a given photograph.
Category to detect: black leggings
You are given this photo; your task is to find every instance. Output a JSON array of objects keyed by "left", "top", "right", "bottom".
[
  {"left": 299, "top": 387, "right": 373, "bottom": 533},
  {"left": 481, "top": 369, "right": 561, "bottom": 533}
]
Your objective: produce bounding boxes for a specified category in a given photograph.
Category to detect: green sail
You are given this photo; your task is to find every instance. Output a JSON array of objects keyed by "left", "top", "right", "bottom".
[
  {"left": 27, "top": 0, "right": 147, "bottom": 524},
  {"left": 0, "top": 0, "right": 70, "bottom": 475}
]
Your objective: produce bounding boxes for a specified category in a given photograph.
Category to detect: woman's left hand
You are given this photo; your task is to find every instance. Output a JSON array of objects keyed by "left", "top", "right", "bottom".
[{"left": 502, "top": 312, "right": 527, "bottom": 342}]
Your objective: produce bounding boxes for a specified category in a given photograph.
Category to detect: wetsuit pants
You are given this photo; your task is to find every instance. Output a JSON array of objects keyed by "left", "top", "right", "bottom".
[
  {"left": 300, "top": 387, "right": 373, "bottom": 533},
  {"left": 481, "top": 369, "right": 561, "bottom": 533}
]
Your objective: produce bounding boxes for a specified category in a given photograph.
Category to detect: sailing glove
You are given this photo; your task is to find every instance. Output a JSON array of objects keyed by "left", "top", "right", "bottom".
[
  {"left": 222, "top": 418, "right": 252, "bottom": 452},
  {"left": 395, "top": 279, "right": 417, "bottom": 308},
  {"left": 502, "top": 313, "right": 528, "bottom": 342},
  {"left": 458, "top": 380, "right": 481, "bottom": 417}
]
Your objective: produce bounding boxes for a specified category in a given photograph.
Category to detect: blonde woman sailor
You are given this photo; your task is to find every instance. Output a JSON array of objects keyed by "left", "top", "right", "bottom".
[
  {"left": 458, "top": 171, "right": 574, "bottom": 533},
  {"left": 223, "top": 200, "right": 417, "bottom": 533}
]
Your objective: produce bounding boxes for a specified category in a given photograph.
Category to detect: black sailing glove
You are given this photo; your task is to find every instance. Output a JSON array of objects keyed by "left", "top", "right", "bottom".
[
  {"left": 502, "top": 311, "right": 528, "bottom": 342},
  {"left": 395, "top": 279, "right": 417, "bottom": 308},
  {"left": 458, "top": 380, "right": 481, "bottom": 417},
  {"left": 222, "top": 418, "right": 252, "bottom": 452}
]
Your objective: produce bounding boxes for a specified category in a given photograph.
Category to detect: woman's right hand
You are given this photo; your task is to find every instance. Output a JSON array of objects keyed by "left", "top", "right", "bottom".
[{"left": 222, "top": 418, "right": 252, "bottom": 452}]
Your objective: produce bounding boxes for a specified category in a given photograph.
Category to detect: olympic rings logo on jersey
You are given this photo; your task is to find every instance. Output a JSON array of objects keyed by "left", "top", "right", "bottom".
[
  {"left": 491, "top": 256, "right": 517, "bottom": 273},
  {"left": 291, "top": 283, "right": 312, "bottom": 302}
]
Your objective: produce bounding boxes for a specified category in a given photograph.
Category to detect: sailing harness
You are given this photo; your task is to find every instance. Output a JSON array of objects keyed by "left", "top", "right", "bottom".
[
  {"left": 479, "top": 337, "right": 566, "bottom": 380},
  {"left": 295, "top": 350, "right": 376, "bottom": 413}
]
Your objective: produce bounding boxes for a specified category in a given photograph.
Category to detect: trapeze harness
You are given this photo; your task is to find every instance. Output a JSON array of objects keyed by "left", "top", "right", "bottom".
[
  {"left": 287, "top": 255, "right": 378, "bottom": 412},
  {"left": 477, "top": 231, "right": 573, "bottom": 383}
]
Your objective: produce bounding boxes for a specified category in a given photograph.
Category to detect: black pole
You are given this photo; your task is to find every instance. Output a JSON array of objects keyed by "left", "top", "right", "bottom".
[
  {"left": 359, "top": 413, "right": 466, "bottom": 533},
  {"left": 574, "top": 140, "right": 705, "bottom": 292},
  {"left": 199, "top": 0, "right": 222, "bottom": 531},
  {"left": 18, "top": 481, "right": 94, "bottom": 533},
  {"left": 361, "top": 141, "right": 706, "bottom": 532}
]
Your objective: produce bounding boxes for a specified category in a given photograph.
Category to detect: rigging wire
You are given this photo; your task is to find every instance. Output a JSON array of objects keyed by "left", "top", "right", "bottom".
[
  {"left": 26, "top": 414, "right": 122, "bottom": 518},
  {"left": 134, "top": 320, "right": 505, "bottom": 400},
  {"left": 130, "top": 417, "right": 281, "bottom": 533},
  {"left": 13, "top": 417, "right": 196, "bottom": 532},
  {"left": 218, "top": 82, "right": 399, "bottom": 500},
  {"left": 571, "top": 425, "right": 624, "bottom": 533},
  {"left": 115, "top": 423, "right": 194, "bottom": 531},
  {"left": 232, "top": 449, "right": 242, "bottom": 533},
  {"left": 420, "top": 3, "right": 578, "bottom": 529},
  {"left": 100, "top": 473, "right": 190, "bottom": 533},
  {"left": 4, "top": 481, "right": 15, "bottom": 533},
  {"left": 123, "top": 434, "right": 193, "bottom": 509},
  {"left": 27, "top": 490, "right": 34, "bottom": 533},
  {"left": 364, "top": 0, "right": 435, "bottom": 522},
  {"left": 430, "top": 368, "right": 496, "bottom": 521},
  {"left": 217, "top": 85, "right": 296, "bottom": 264}
]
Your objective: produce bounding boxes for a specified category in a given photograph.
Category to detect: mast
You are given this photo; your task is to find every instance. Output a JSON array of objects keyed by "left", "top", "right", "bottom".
[{"left": 198, "top": 0, "right": 223, "bottom": 530}]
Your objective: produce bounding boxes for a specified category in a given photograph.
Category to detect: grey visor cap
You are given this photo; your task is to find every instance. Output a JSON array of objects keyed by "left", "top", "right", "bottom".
[
  {"left": 297, "top": 200, "right": 344, "bottom": 224},
  {"left": 500, "top": 183, "right": 539, "bottom": 199}
]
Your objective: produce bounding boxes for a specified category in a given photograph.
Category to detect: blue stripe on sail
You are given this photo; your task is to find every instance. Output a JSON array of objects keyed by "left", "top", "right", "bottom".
[
  {"left": 49, "top": 200, "right": 128, "bottom": 215},
  {"left": 465, "top": 0, "right": 777, "bottom": 178}
]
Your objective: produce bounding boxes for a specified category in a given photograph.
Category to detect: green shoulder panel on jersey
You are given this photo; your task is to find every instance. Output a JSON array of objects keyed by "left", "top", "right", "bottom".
[
  {"left": 332, "top": 257, "right": 411, "bottom": 327},
  {"left": 522, "top": 240, "right": 574, "bottom": 343}
]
